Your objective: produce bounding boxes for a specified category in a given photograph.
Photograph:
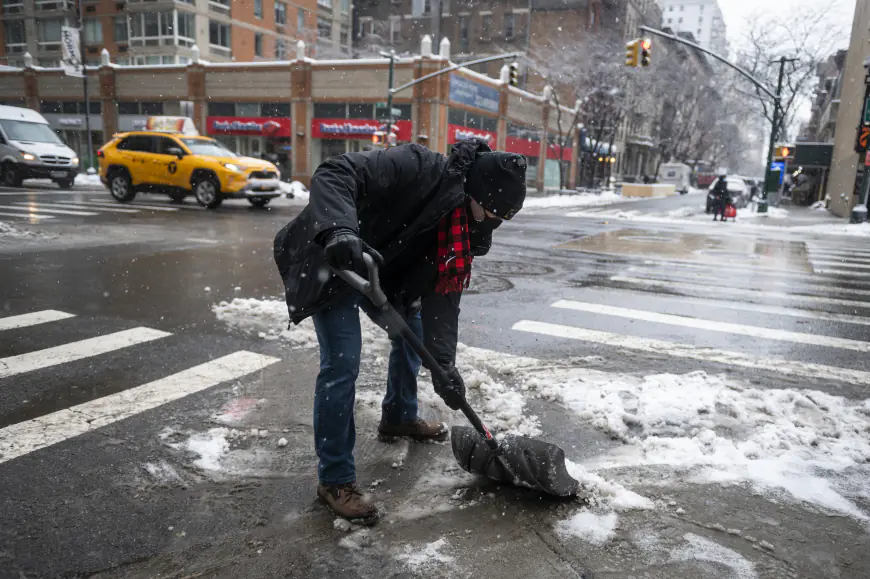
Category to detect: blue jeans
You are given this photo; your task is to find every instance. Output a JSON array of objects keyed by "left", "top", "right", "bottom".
[{"left": 311, "top": 293, "right": 423, "bottom": 485}]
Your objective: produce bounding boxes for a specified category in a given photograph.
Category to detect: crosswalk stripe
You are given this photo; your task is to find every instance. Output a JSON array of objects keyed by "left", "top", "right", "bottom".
[
  {"left": 814, "top": 268, "right": 870, "bottom": 278},
  {"left": 577, "top": 290, "right": 870, "bottom": 327},
  {"left": 610, "top": 276, "right": 870, "bottom": 309},
  {"left": 625, "top": 257, "right": 869, "bottom": 282},
  {"left": 82, "top": 200, "right": 181, "bottom": 212},
  {"left": 624, "top": 267, "right": 870, "bottom": 295},
  {"left": 812, "top": 260, "right": 870, "bottom": 271},
  {"left": 552, "top": 300, "right": 870, "bottom": 352},
  {"left": 49, "top": 202, "right": 140, "bottom": 214},
  {"left": 0, "top": 310, "right": 75, "bottom": 331},
  {"left": 0, "top": 351, "right": 280, "bottom": 465},
  {"left": 2, "top": 203, "right": 98, "bottom": 216},
  {"left": 0, "top": 327, "right": 171, "bottom": 379},
  {"left": 0, "top": 211, "right": 53, "bottom": 220},
  {"left": 512, "top": 320, "right": 870, "bottom": 385},
  {"left": 808, "top": 251, "right": 870, "bottom": 262}
]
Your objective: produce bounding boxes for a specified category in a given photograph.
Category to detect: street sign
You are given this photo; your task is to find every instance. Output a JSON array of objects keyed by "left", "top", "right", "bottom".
[{"left": 375, "top": 102, "right": 388, "bottom": 109}]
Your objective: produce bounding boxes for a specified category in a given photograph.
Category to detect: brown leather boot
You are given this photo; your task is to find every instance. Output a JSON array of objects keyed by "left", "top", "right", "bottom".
[
  {"left": 378, "top": 418, "right": 449, "bottom": 443},
  {"left": 317, "top": 482, "right": 379, "bottom": 525}
]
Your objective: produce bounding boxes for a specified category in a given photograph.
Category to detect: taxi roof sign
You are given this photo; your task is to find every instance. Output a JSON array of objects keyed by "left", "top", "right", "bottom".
[{"left": 146, "top": 116, "right": 198, "bottom": 136}]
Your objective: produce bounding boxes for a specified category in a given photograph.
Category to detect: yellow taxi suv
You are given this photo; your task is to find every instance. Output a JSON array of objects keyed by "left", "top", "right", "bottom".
[{"left": 97, "top": 131, "right": 282, "bottom": 209}]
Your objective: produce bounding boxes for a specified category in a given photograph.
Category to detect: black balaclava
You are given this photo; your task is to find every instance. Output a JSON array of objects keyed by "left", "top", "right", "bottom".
[{"left": 464, "top": 152, "right": 527, "bottom": 220}]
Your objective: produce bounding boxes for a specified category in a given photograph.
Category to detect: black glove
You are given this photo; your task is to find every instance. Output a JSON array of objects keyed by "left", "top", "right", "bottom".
[
  {"left": 433, "top": 365, "right": 466, "bottom": 410},
  {"left": 323, "top": 228, "right": 365, "bottom": 271}
]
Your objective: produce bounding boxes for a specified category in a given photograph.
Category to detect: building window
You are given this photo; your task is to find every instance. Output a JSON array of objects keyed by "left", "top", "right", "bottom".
[
  {"left": 348, "top": 103, "right": 373, "bottom": 119},
  {"left": 261, "top": 102, "right": 290, "bottom": 116},
  {"left": 678, "top": 17, "right": 682, "bottom": 23},
  {"left": 254, "top": 33, "right": 263, "bottom": 56},
  {"left": 275, "top": 38, "right": 285, "bottom": 59},
  {"left": 209, "top": 20, "right": 231, "bottom": 52},
  {"left": 340, "top": 24, "right": 349, "bottom": 45},
  {"left": 390, "top": 18, "right": 400, "bottom": 44},
  {"left": 341, "top": 0, "right": 349, "bottom": 13},
  {"left": 208, "top": 0, "right": 230, "bottom": 11},
  {"left": 314, "top": 102, "right": 345, "bottom": 118},
  {"left": 254, "top": 0, "right": 262, "bottom": 18},
  {"left": 208, "top": 101, "right": 235, "bottom": 116},
  {"left": 459, "top": 16, "right": 468, "bottom": 52},
  {"left": 130, "top": 11, "right": 183, "bottom": 46},
  {"left": 667, "top": 18, "right": 672, "bottom": 24},
  {"left": 2, "top": 0, "right": 24, "bottom": 14},
  {"left": 504, "top": 13, "right": 515, "bottom": 40},
  {"left": 114, "top": 16, "right": 128, "bottom": 42},
  {"left": 118, "top": 101, "right": 163, "bottom": 115},
  {"left": 37, "top": 19, "right": 63, "bottom": 48},
  {"left": 83, "top": 18, "right": 102, "bottom": 44},
  {"left": 237, "top": 102, "right": 259, "bottom": 116},
  {"left": 4, "top": 20, "right": 26, "bottom": 53},
  {"left": 177, "top": 11, "right": 195, "bottom": 44},
  {"left": 317, "top": 0, "right": 331, "bottom": 8},
  {"left": 298, "top": 8, "right": 305, "bottom": 31},
  {"left": 317, "top": 15, "right": 331, "bottom": 40},
  {"left": 482, "top": 14, "right": 492, "bottom": 36},
  {"left": 275, "top": 1, "right": 286, "bottom": 25}
]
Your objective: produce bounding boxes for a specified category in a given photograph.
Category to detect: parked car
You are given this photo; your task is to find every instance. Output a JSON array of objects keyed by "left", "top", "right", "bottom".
[
  {"left": 657, "top": 162, "right": 692, "bottom": 194},
  {"left": 0, "top": 104, "right": 79, "bottom": 188},
  {"left": 98, "top": 129, "right": 282, "bottom": 209}
]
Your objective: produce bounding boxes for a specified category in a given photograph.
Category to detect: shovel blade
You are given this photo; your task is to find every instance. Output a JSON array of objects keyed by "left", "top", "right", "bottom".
[{"left": 451, "top": 426, "right": 579, "bottom": 497}]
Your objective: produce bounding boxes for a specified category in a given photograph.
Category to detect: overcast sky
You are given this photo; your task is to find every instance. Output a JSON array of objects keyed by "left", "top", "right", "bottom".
[{"left": 719, "top": 0, "right": 855, "bottom": 52}]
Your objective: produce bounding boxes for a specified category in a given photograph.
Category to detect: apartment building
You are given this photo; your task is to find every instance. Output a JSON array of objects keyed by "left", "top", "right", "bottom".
[
  {"left": 801, "top": 50, "right": 847, "bottom": 143},
  {"left": 660, "top": 0, "right": 726, "bottom": 56},
  {"left": 0, "top": 0, "right": 351, "bottom": 68}
]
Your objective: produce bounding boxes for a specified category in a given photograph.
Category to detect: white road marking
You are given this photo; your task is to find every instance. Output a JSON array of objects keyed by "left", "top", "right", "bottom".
[
  {"left": 2, "top": 203, "right": 98, "bottom": 216},
  {"left": 186, "top": 237, "right": 220, "bottom": 244},
  {"left": 0, "top": 191, "right": 83, "bottom": 196},
  {"left": 808, "top": 251, "right": 870, "bottom": 263},
  {"left": 512, "top": 320, "right": 870, "bottom": 385},
  {"left": 0, "top": 351, "right": 281, "bottom": 465},
  {"left": 49, "top": 202, "right": 140, "bottom": 214},
  {"left": 551, "top": 300, "right": 870, "bottom": 352},
  {"left": 576, "top": 289, "right": 870, "bottom": 327},
  {"left": 624, "top": 267, "right": 870, "bottom": 296},
  {"left": 0, "top": 310, "right": 75, "bottom": 331},
  {"left": 812, "top": 260, "right": 870, "bottom": 271},
  {"left": 0, "top": 211, "right": 53, "bottom": 220},
  {"left": 84, "top": 199, "right": 182, "bottom": 212},
  {"left": 0, "top": 327, "right": 171, "bottom": 379},
  {"left": 814, "top": 268, "right": 870, "bottom": 278},
  {"left": 610, "top": 276, "right": 870, "bottom": 310}
]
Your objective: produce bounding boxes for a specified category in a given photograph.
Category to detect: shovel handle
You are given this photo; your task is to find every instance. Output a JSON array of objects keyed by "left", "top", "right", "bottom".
[{"left": 333, "top": 252, "right": 500, "bottom": 453}]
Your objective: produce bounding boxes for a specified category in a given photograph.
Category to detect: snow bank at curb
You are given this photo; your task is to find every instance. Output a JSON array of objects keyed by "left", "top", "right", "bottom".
[
  {"left": 524, "top": 190, "right": 628, "bottom": 209},
  {"left": 278, "top": 180, "right": 310, "bottom": 201},
  {"left": 0, "top": 221, "right": 48, "bottom": 240},
  {"left": 530, "top": 366, "right": 870, "bottom": 520}
]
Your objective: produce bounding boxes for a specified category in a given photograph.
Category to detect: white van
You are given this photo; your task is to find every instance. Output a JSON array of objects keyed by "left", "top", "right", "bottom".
[
  {"left": 657, "top": 162, "right": 692, "bottom": 195},
  {"left": 0, "top": 105, "right": 79, "bottom": 188}
]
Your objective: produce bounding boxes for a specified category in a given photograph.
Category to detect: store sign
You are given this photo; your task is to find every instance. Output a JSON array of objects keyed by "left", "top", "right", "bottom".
[
  {"left": 207, "top": 116, "right": 291, "bottom": 138},
  {"left": 310, "top": 118, "right": 412, "bottom": 141},
  {"left": 449, "top": 75, "right": 500, "bottom": 114},
  {"left": 505, "top": 136, "right": 540, "bottom": 157},
  {"left": 448, "top": 124, "right": 497, "bottom": 145},
  {"left": 58, "top": 117, "right": 83, "bottom": 127}
]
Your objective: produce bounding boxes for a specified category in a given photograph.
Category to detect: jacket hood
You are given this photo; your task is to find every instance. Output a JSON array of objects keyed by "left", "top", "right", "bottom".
[{"left": 446, "top": 138, "right": 492, "bottom": 178}]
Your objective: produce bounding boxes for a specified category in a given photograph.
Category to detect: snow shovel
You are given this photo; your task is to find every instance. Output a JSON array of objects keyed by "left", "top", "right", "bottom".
[{"left": 333, "top": 252, "right": 579, "bottom": 498}]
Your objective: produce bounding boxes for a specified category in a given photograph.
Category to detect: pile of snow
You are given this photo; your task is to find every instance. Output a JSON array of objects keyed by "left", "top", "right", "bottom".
[
  {"left": 565, "top": 459, "right": 654, "bottom": 511},
  {"left": 395, "top": 538, "right": 454, "bottom": 571},
  {"left": 524, "top": 190, "right": 627, "bottom": 209},
  {"left": 212, "top": 298, "right": 319, "bottom": 348},
  {"left": 810, "top": 200, "right": 827, "bottom": 211},
  {"left": 738, "top": 206, "right": 788, "bottom": 219},
  {"left": 0, "top": 221, "right": 43, "bottom": 240},
  {"left": 528, "top": 367, "right": 870, "bottom": 520},
  {"left": 555, "top": 511, "right": 618, "bottom": 544},
  {"left": 279, "top": 180, "right": 309, "bottom": 201},
  {"left": 182, "top": 428, "right": 231, "bottom": 471},
  {"left": 75, "top": 171, "right": 102, "bottom": 187},
  {"left": 791, "top": 221, "right": 870, "bottom": 237}
]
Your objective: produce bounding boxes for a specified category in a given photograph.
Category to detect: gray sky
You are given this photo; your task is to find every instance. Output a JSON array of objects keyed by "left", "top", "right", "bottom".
[{"left": 719, "top": 0, "right": 855, "bottom": 51}]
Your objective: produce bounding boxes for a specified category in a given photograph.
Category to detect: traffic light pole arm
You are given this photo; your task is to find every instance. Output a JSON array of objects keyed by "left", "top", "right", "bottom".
[
  {"left": 389, "top": 52, "right": 523, "bottom": 96},
  {"left": 638, "top": 26, "right": 776, "bottom": 101}
]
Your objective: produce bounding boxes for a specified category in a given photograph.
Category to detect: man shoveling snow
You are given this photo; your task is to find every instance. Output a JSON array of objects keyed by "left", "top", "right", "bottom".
[{"left": 274, "top": 140, "right": 527, "bottom": 524}]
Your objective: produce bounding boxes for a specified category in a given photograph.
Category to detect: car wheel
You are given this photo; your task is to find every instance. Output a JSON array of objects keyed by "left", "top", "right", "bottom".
[
  {"left": 193, "top": 175, "right": 222, "bottom": 209},
  {"left": 168, "top": 190, "right": 186, "bottom": 204},
  {"left": 54, "top": 178, "right": 74, "bottom": 190},
  {"left": 2, "top": 162, "right": 23, "bottom": 188},
  {"left": 248, "top": 197, "right": 271, "bottom": 208},
  {"left": 109, "top": 170, "right": 135, "bottom": 202}
]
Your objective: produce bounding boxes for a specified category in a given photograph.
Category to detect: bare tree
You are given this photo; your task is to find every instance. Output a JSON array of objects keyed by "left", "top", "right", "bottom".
[{"left": 738, "top": 4, "right": 846, "bottom": 142}]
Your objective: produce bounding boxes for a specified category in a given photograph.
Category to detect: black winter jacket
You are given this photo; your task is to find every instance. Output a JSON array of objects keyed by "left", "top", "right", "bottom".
[{"left": 273, "top": 140, "right": 492, "bottom": 366}]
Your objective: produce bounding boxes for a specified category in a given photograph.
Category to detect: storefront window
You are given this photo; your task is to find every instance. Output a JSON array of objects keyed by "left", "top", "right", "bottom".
[
  {"left": 448, "top": 108, "right": 465, "bottom": 125},
  {"left": 261, "top": 102, "right": 290, "bottom": 116},
  {"left": 348, "top": 103, "right": 373, "bottom": 119},
  {"left": 481, "top": 116, "right": 497, "bottom": 132},
  {"left": 40, "top": 101, "right": 62, "bottom": 114},
  {"left": 208, "top": 102, "right": 235, "bottom": 116},
  {"left": 314, "top": 103, "right": 346, "bottom": 118},
  {"left": 395, "top": 104, "right": 412, "bottom": 119},
  {"left": 237, "top": 102, "right": 260, "bottom": 116}
]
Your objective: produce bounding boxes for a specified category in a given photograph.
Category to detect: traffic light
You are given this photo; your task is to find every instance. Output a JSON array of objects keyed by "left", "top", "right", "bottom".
[
  {"left": 509, "top": 62, "right": 519, "bottom": 87},
  {"left": 625, "top": 39, "right": 640, "bottom": 67},
  {"left": 372, "top": 131, "right": 385, "bottom": 146},
  {"left": 640, "top": 38, "right": 652, "bottom": 67},
  {"left": 774, "top": 145, "right": 794, "bottom": 160}
]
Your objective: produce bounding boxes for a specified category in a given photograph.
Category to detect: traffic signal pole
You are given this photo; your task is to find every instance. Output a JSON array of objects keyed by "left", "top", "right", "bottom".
[{"left": 638, "top": 25, "right": 789, "bottom": 214}]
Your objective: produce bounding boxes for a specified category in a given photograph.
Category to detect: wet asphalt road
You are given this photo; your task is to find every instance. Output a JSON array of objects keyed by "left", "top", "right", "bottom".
[{"left": 1, "top": 183, "right": 869, "bottom": 578}]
